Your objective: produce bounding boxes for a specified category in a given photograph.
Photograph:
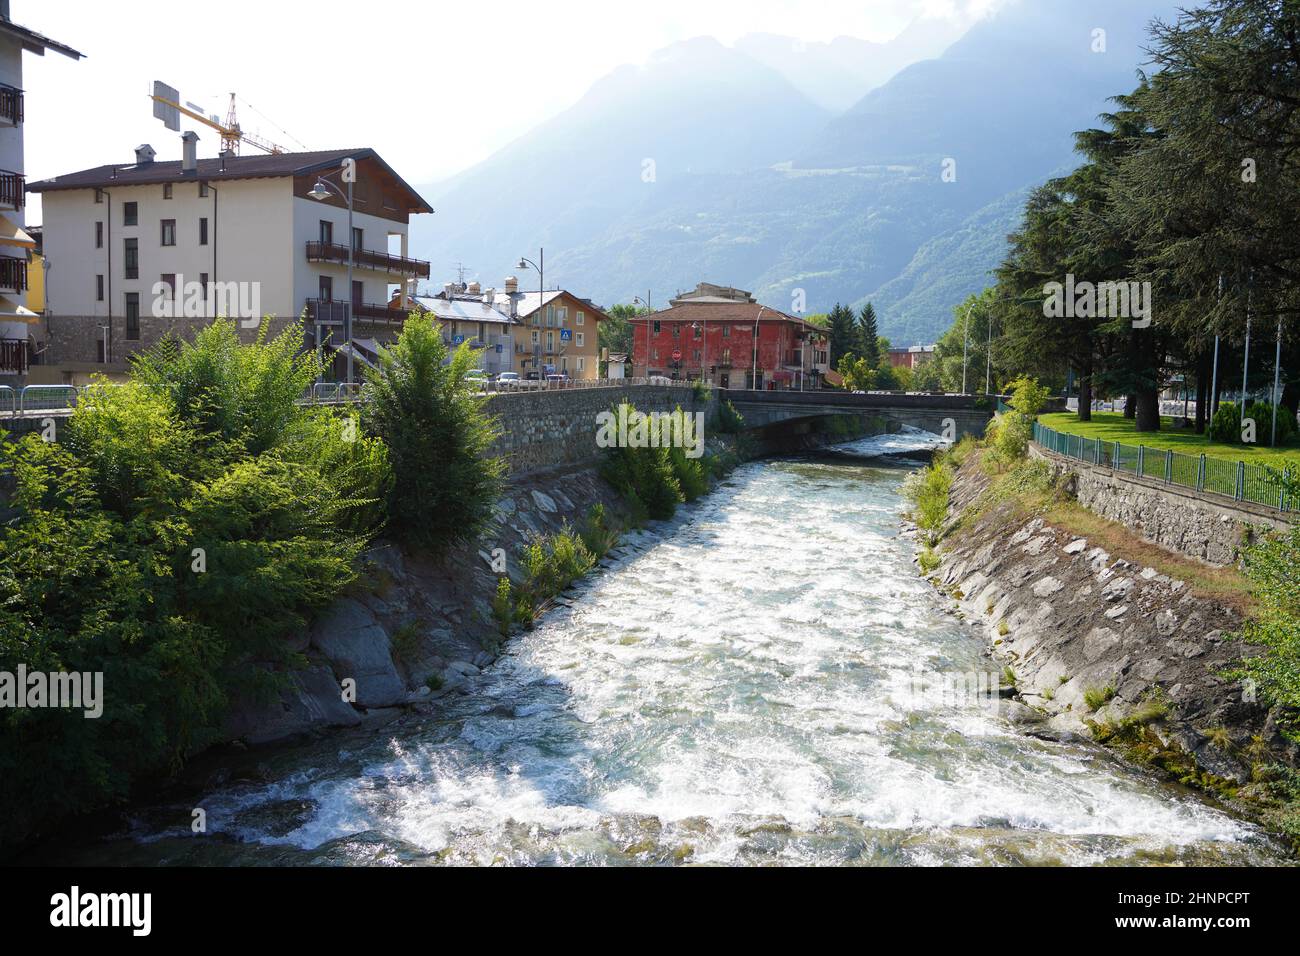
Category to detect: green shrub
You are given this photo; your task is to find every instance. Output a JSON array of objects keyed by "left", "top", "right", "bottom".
[
  {"left": 599, "top": 404, "right": 684, "bottom": 520},
  {"left": 362, "top": 318, "right": 505, "bottom": 553},
  {"left": 518, "top": 525, "right": 596, "bottom": 612},
  {"left": 716, "top": 399, "right": 745, "bottom": 434},
  {"left": 1229, "top": 525, "right": 1300, "bottom": 739},
  {"left": 578, "top": 504, "right": 620, "bottom": 560},
  {"left": 1208, "top": 401, "right": 1297, "bottom": 447},
  {"left": 993, "top": 376, "right": 1051, "bottom": 462},
  {"left": 491, "top": 577, "right": 514, "bottom": 637},
  {"left": 0, "top": 321, "right": 381, "bottom": 847},
  {"left": 668, "top": 444, "right": 709, "bottom": 502},
  {"left": 902, "top": 460, "right": 953, "bottom": 544},
  {"left": 1084, "top": 685, "right": 1116, "bottom": 711}
]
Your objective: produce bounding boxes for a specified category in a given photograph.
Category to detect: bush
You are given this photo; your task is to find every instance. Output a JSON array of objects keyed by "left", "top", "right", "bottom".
[
  {"left": 716, "top": 399, "right": 745, "bottom": 434},
  {"left": 362, "top": 318, "right": 505, "bottom": 553},
  {"left": 491, "top": 577, "right": 514, "bottom": 637},
  {"left": 993, "top": 376, "right": 1050, "bottom": 461},
  {"left": 516, "top": 525, "right": 596, "bottom": 617},
  {"left": 578, "top": 503, "right": 620, "bottom": 560},
  {"left": 668, "top": 443, "right": 709, "bottom": 502},
  {"left": 1208, "top": 401, "right": 1297, "bottom": 447},
  {"left": 1230, "top": 525, "right": 1300, "bottom": 739},
  {"left": 902, "top": 460, "right": 953, "bottom": 545},
  {"left": 0, "top": 320, "right": 382, "bottom": 847},
  {"left": 599, "top": 403, "right": 684, "bottom": 521}
]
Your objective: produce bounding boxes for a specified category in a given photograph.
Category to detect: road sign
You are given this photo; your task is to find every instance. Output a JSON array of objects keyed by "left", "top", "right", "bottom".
[
  {"left": 560, "top": 328, "right": 572, "bottom": 341},
  {"left": 452, "top": 334, "right": 465, "bottom": 345},
  {"left": 672, "top": 349, "right": 682, "bottom": 361}
]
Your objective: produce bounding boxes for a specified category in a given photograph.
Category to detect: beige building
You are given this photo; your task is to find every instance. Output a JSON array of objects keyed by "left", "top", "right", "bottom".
[
  {"left": 494, "top": 281, "right": 607, "bottom": 380},
  {"left": 28, "top": 145, "right": 431, "bottom": 384}
]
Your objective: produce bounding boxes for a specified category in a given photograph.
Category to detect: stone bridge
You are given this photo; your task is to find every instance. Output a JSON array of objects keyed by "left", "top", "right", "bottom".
[{"left": 727, "top": 390, "right": 993, "bottom": 441}]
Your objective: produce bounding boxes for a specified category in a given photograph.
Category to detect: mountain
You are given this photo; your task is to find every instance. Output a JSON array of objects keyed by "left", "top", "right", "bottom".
[
  {"left": 733, "top": 18, "right": 965, "bottom": 112},
  {"left": 411, "top": 0, "right": 1186, "bottom": 344}
]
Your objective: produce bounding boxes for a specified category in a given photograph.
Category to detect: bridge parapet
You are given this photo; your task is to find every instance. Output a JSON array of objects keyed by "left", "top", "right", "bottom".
[{"left": 728, "top": 390, "right": 992, "bottom": 440}]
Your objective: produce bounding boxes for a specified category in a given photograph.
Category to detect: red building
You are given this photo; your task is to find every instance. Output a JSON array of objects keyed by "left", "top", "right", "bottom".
[{"left": 630, "top": 283, "right": 829, "bottom": 390}]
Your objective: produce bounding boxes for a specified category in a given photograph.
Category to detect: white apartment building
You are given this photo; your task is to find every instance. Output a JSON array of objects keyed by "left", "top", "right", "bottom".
[
  {"left": 0, "top": 3, "right": 82, "bottom": 380},
  {"left": 28, "top": 143, "right": 432, "bottom": 384}
]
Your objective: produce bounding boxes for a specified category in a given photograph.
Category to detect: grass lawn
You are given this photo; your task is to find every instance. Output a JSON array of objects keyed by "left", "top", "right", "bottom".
[{"left": 1039, "top": 411, "right": 1300, "bottom": 470}]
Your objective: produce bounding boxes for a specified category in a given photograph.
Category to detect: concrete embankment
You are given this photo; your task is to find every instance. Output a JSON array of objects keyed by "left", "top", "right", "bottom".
[{"left": 926, "top": 453, "right": 1299, "bottom": 817}]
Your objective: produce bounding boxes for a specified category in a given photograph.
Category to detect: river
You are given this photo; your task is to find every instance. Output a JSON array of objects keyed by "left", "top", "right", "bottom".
[{"left": 40, "top": 432, "right": 1288, "bottom": 865}]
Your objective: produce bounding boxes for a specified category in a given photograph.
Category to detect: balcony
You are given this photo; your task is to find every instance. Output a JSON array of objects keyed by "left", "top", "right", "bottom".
[
  {"left": 354, "top": 302, "right": 410, "bottom": 324},
  {"left": 0, "top": 338, "right": 27, "bottom": 375},
  {"left": 0, "top": 255, "right": 27, "bottom": 294},
  {"left": 306, "top": 240, "right": 430, "bottom": 278},
  {"left": 0, "top": 171, "right": 24, "bottom": 210},
  {"left": 304, "top": 298, "right": 349, "bottom": 325},
  {"left": 0, "top": 85, "right": 22, "bottom": 126}
]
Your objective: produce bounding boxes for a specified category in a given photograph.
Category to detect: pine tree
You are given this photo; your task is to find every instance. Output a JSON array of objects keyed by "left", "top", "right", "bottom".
[
  {"left": 827, "top": 304, "right": 856, "bottom": 367},
  {"left": 857, "top": 303, "right": 881, "bottom": 369}
]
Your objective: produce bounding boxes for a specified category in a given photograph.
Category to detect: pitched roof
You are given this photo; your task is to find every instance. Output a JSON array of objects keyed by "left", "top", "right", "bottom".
[
  {"left": 636, "top": 300, "right": 825, "bottom": 335},
  {"left": 0, "top": 16, "right": 84, "bottom": 60},
  {"left": 496, "top": 289, "right": 609, "bottom": 321},
  {"left": 409, "top": 295, "right": 514, "bottom": 325},
  {"left": 27, "top": 147, "right": 433, "bottom": 214}
]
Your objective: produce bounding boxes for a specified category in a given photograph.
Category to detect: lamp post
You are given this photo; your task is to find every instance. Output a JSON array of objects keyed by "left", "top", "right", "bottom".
[
  {"left": 518, "top": 249, "right": 544, "bottom": 377},
  {"left": 961, "top": 303, "right": 973, "bottom": 395},
  {"left": 984, "top": 310, "right": 993, "bottom": 396},
  {"left": 751, "top": 306, "right": 766, "bottom": 390},
  {"left": 307, "top": 167, "right": 354, "bottom": 385}
]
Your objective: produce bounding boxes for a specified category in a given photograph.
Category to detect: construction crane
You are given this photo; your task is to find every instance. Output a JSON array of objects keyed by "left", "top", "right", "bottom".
[{"left": 150, "top": 82, "right": 289, "bottom": 155}]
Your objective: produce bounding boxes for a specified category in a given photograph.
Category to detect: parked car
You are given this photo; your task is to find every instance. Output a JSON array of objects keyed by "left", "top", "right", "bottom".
[
  {"left": 495, "top": 371, "right": 521, "bottom": 390},
  {"left": 544, "top": 374, "right": 569, "bottom": 387}
]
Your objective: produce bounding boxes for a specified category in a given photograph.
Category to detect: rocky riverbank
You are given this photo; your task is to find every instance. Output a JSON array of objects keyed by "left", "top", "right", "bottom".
[{"left": 919, "top": 450, "right": 1300, "bottom": 841}]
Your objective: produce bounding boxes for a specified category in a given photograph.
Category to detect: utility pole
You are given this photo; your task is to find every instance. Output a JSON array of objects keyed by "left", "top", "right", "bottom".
[{"left": 1241, "top": 272, "right": 1253, "bottom": 424}]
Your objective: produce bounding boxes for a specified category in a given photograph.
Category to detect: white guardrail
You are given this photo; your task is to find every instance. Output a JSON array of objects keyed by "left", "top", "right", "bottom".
[{"left": 0, "top": 377, "right": 697, "bottom": 418}]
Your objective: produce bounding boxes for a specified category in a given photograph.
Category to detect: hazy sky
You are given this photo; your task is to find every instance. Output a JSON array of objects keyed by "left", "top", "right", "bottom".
[{"left": 21, "top": 0, "right": 1002, "bottom": 221}]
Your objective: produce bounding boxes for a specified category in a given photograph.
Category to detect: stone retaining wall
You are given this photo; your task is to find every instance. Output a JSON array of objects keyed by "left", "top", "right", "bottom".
[
  {"left": 1032, "top": 444, "right": 1295, "bottom": 566},
  {"left": 486, "top": 384, "right": 716, "bottom": 474}
]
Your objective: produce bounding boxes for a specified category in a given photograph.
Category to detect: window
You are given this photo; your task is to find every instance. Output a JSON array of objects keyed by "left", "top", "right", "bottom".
[
  {"left": 125, "top": 293, "right": 140, "bottom": 340},
  {"left": 160, "top": 273, "right": 177, "bottom": 297},
  {"left": 721, "top": 348, "right": 732, "bottom": 365},
  {"left": 123, "top": 201, "right": 138, "bottom": 226},
  {"left": 199, "top": 217, "right": 208, "bottom": 245},
  {"left": 693, "top": 349, "right": 702, "bottom": 362},
  {"left": 577, "top": 311, "right": 585, "bottom": 326},
  {"left": 95, "top": 274, "right": 104, "bottom": 301},
  {"left": 352, "top": 227, "right": 363, "bottom": 251},
  {"left": 351, "top": 279, "right": 363, "bottom": 308},
  {"left": 693, "top": 324, "right": 702, "bottom": 340},
  {"left": 199, "top": 273, "right": 209, "bottom": 302},
  {"left": 319, "top": 220, "right": 333, "bottom": 245},
  {"left": 557, "top": 306, "right": 567, "bottom": 324},
  {"left": 94, "top": 188, "right": 104, "bottom": 204},
  {"left": 199, "top": 182, "right": 209, "bottom": 198},
  {"left": 95, "top": 221, "right": 103, "bottom": 248},
  {"left": 672, "top": 325, "right": 680, "bottom": 339},
  {"left": 652, "top": 348, "right": 659, "bottom": 361},
  {"left": 723, "top": 324, "right": 731, "bottom": 338},
  {"left": 653, "top": 320, "right": 661, "bottom": 334},
  {"left": 163, "top": 183, "right": 173, "bottom": 200},
  {"left": 160, "top": 219, "right": 176, "bottom": 246},
  {"left": 577, "top": 356, "right": 585, "bottom": 373},
  {"left": 576, "top": 332, "right": 584, "bottom": 347},
  {"left": 546, "top": 305, "right": 555, "bottom": 327},
  {"left": 319, "top": 276, "right": 333, "bottom": 301},
  {"left": 531, "top": 330, "right": 539, "bottom": 345},
  {"left": 546, "top": 331, "right": 555, "bottom": 351},
  {"left": 124, "top": 238, "right": 138, "bottom": 279}
]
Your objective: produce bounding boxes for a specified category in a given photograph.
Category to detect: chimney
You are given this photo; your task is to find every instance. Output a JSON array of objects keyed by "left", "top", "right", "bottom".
[
  {"left": 181, "top": 131, "right": 199, "bottom": 176},
  {"left": 482, "top": 287, "right": 495, "bottom": 306},
  {"left": 134, "top": 144, "right": 156, "bottom": 165},
  {"left": 467, "top": 281, "right": 481, "bottom": 294},
  {"left": 504, "top": 275, "right": 518, "bottom": 295},
  {"left": 442, "top": 282, "right": 454, "bottom": 299}
]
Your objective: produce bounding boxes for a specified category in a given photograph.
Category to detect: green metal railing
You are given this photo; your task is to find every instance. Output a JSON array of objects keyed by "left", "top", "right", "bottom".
[{"left": 1033, "top": 421, "right": 1297, "bottom": 513}]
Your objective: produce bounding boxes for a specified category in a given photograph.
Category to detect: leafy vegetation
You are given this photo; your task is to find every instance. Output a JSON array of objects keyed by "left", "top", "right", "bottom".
[
  {"left": 1228, "top": 525, "right": 1300, "bottom": 741},
  {"left": 362, "top": 318, "right": 505, "bottom": 554},
  {"left": 0, "top": 320, "right": 388, "bottom": 847}
]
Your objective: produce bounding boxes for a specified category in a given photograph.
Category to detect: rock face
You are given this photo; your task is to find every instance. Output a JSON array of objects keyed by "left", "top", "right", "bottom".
[
  {"left": 310, "top": 599, "right": 406, "bottom": 707},
  {"left": 931, "top": 459, "right": 1298, "bottom": 785},
  {"left": 221, "top": 462, "right": 664, "bottom": 747}
]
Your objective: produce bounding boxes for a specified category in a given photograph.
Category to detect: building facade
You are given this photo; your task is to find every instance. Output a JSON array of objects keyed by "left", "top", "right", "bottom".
[
  {"left": 0, "top": 5, "right": 82, "bottom": 379},
  {"left": 28, "top": 146, "right": 431, "bottom": 384},
  {"left": 631, "top": 283, "right": 829, "bottom": 389},
  {"left": 494, "top": 282, "right": 606, "bottom": 380},
  {"left": 396, "top": 279, "right": 517, "bottom": 378},
  {"left": 887, "top": 345, "right": 936, "bottom": 369}
]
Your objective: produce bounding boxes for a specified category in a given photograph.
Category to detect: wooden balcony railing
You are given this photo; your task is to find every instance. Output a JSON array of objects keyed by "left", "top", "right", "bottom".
[
  {"left": 354, "top": 302, "right": 409, "bottom": 323},
  {"left": 306, "top": 241, "right": 430, "bottom": 278},
  {"left": 0, "top": 85, "right": 22, "bottom": 126},
  {"left": 304, "top": 298, "right": 349, "bottom": 325},
  {"left": 0, "top": 256, "right": 27, "bottom": 293},
  {"left": 0, "top": 171, "right": 24, "bottom": 210},
  {"left": 0, "top": 338, "right": 27, "bottom": 375}
]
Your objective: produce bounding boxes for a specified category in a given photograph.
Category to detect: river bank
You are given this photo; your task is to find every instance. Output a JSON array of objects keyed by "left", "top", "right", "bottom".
[
  {"left": 922, "top": 445, "right": 1300, "bottom": 849},
  {"left": 20, "top": 429, "right": 1291, "bottom": 866}
]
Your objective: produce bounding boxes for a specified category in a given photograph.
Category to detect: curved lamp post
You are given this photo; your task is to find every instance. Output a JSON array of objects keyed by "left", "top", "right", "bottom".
[{"left": 518, "top": 249, "right": 543, "bottom": 377}]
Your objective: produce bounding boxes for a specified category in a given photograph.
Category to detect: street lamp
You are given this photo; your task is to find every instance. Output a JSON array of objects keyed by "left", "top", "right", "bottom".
[
  {"left": 307, "top": 166, "right": 354, "bottom": 385},
  {"left": 751, "top": 306, "right": 766, "bottom": 390},
  {"left": 518, "top": 249, "right": 544, "bottom": 377},
  {"left": 961, "top": 303, "right": 973, "bottom": 396}
]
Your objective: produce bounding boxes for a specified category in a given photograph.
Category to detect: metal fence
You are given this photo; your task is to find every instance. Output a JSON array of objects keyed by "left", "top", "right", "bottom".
[
  {"left": 1033, "top": 421, "right": 1297, "bottom": 513},
  {"left": 0, "top": 377, "right": 698, "bottom": 419}
]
